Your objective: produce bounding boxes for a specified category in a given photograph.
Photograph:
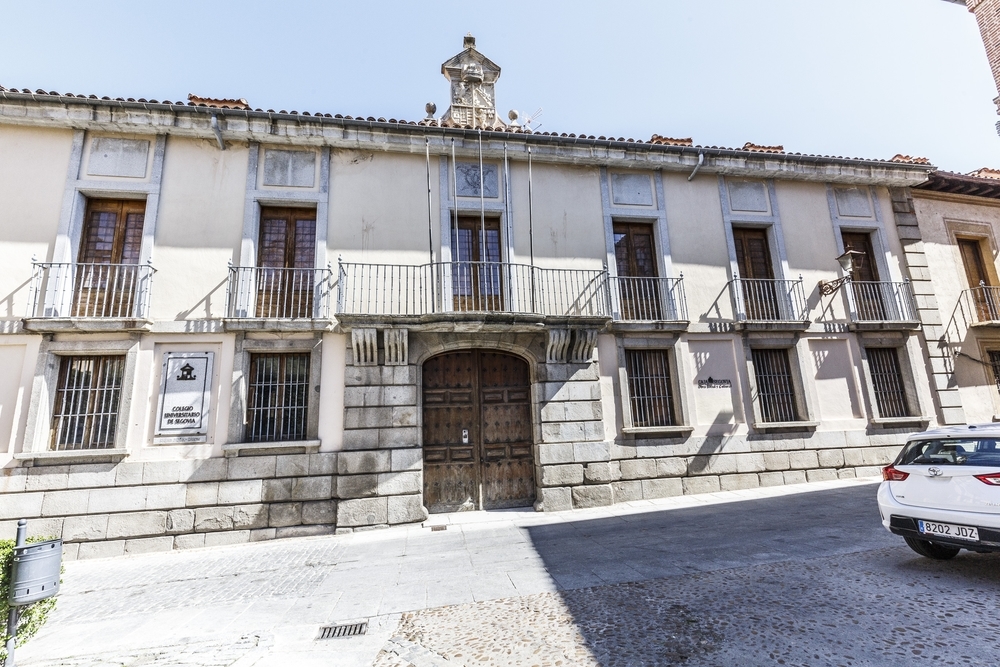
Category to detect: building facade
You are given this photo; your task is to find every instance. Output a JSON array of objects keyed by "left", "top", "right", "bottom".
[{"left": 0, "top": 38, "right": 975, "bottom": 557}]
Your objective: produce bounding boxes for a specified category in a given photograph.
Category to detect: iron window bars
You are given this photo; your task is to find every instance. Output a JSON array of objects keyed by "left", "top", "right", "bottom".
[
  {"left": 625, "top": 349, "right": 676, "bottom": 428},
  {"left": 751, "top": 348, "right": 801, "bottom": 423},
  {"left": 50, "top": 355, "right": 126, "bottom": 450},
  {"left": 245, "top": 352, "right": 310, "bottom": 442},
  {"left": 867, "top": 347, "right": 910, "bottom": 419}
]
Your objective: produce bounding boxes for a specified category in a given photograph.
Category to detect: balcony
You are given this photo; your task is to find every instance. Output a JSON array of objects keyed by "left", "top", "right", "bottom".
[
  {"left": 846, "top": 280, "right": 919, "bottom": 330},
  {"left": 25, "top": 262, "right": 155, "bottom": 332},
  {"left": 336, "top": 261, "right": 610, "bottom": 329},
  {"left": 963, "top": 285, "right": 1000, "bottom": 325},
  {"left": 730, "top": 277, "right": 808, "bottom": 329},
  {"left": 225, "top": 265, "right": 334, "bottom": 330},
  {"left": 609, "top": 276, "right": 688, "bottom": 330}
]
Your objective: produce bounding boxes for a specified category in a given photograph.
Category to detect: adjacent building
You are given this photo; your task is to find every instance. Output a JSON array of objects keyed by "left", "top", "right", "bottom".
[{"left": 0, "top": 36, "right": 989, "bottom": 557}]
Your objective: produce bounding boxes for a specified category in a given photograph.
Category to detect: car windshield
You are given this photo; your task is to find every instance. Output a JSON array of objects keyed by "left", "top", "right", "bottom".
[{"left": 898, "top": 438, "right": 1000, "bottom": 466}]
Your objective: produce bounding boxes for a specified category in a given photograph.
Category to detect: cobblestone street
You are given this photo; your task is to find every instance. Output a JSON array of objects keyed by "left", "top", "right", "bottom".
[{"left": 15, "top": 478, "right": 1000, "bottom": 666}]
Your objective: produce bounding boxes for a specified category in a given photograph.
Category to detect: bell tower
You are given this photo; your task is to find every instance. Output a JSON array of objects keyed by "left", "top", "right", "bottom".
[{"left": 440, "top": 34, "right": 506, "bottom": 130}]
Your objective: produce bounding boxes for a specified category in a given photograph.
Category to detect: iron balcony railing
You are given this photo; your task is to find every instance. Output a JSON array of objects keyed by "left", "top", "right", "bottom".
[
  {"left": 609, "top": 276, "right": 687, "bottom": 322},
  {"left": 27, "top": 262, "right": 155, "bottom": 319},
  {"left": 227, "top": 265, "right": 334, "bottom": 319},
  {"left": 337, "top": 261, "right": 611, "bottom": 318},
  {"left": 846, "top": 280, "right": 917, "bottom": 323},
  {"left": 730, "top": 277, "right": 807, "bottom": 323},
  {"left": 963, "top": 284, "right": 1000, "bottom": 323}
]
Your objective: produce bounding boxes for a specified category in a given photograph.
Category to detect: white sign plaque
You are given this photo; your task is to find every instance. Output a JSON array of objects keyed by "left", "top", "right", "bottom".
[{"left": 154, "top": 351, "right": 214, "bottom": 444}]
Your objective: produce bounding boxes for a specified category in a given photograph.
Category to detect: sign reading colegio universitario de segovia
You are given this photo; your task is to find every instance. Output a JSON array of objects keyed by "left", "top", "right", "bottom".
[{"left": 154, "top": 351, "right": 214, "bottom": 444}]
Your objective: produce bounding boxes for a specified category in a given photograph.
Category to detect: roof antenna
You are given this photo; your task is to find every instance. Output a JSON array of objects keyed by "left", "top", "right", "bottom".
[{"left": 522, "top": 108, "right": 543, "bottom": 131}]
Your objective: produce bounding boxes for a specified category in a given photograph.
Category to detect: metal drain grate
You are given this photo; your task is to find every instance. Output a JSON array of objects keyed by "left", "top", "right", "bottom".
[{"left": 318, "top": 621, "right": 368, "bottom": 639}]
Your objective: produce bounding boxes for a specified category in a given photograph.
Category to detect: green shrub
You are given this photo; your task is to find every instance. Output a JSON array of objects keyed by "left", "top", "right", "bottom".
[{"left": 0, "top": 537, "right": 59, "bottom": 663}]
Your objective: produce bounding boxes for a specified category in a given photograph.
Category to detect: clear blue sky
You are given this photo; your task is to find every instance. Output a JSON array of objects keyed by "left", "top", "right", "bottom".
[{"left": 1, "top": 0, "right": 996, "bottom": 172}]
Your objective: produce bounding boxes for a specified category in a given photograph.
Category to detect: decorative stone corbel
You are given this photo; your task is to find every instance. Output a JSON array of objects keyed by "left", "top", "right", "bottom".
[
  {"left": 383, "top": 329, "right": 409, "bottom": 366},
  {"left": 569, "top": 329, "right": 598, "bottom": 364},
  {"left": 351, "top": 328, "right": 378, "bottom": 366},
  {"left": 546, "top": 329, "right": 571, "bottom": 364}
]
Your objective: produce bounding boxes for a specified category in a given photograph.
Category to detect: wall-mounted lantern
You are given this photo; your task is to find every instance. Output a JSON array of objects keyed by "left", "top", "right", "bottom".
[{"left": 819, "top": 250, "right": 865, "bottom": 296}]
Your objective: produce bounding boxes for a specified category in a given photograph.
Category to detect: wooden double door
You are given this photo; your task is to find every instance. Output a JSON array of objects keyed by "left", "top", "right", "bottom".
[{"left": 422, "top": 350, "right": 535, "bottom": 513}]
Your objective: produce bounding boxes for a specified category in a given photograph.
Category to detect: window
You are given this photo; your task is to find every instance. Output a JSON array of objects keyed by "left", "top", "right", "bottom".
[
  {"left": 50, "top": 355, "right": 126, "bottom": 450},
  {"left": 614, "top": 222, "right": 661, "bottom": 320},
  {"left": 866, "top": 347, "right": 910, "bottom": 418},
  {"left": 451, "top": 216, "right": 502, "bottom": 311},
  {"left": 246, "top": 352, "right": 310, "bottom": 442},
  {"left": 733, "top": 227, "right": 779, "bottom": 320},
  {"left": 75, "top": 199, "right": 146, "bottom": 317},
  {"left": 842, "top": 231, "right": 886, "bottom": 320},
  {"left": 989, "top": 351, "right": 1000, "bottom": 397},
  {"left": 625, "top": 349, "right": 676, "bottom": 428},
  {"left": 958, "top": 238, "right": 997, "bottom": 321},
  {"left": 751, "top": 348, "right": 801, "bottom": 423},
  {"left": 256, "top": 207, "right": 317, "bottom": 318}
]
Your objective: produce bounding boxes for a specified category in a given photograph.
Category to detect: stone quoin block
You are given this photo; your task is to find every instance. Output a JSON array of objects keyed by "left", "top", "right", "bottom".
[
  {"left": 584, "top": 462, "right": 621, "bottom": 484},
  {"left": 275, "top": 454, "right": 311, "bottom": 478},
  {"left": 338, "top": 450, "right": 390, "bottom": 475},
  {"left": 535, "top": 486, "right": 573, "bottom": 512},
  {"left": 145, "top": 484, "right": 187, "bottom": 510},
  {"left": 268, "top": 503, "right": 303, "bottom": 527},
  {"left": 540, "top": 464, "right": 585, "bottom": 487},
  {"left": 337, "top": 474, "right": 378, "bottom": 499},
  {"left": 219, "top": 479, "right": 263, "bottom": 505},
  {"left": 262, "top": 478, "right": 292, "bottom": 502},
  {"left": 194, "top": 506, "right": 235, "bottom": 532},
  {"left": 233, "top": 504, "right": 270, "bottom": 529},
  {"left": 185, "top": 482, "right": 220, "bottom": 507},
  {"left": 166, "top": 509, "right": 195, "bottom": 534},
  {"left": 787, "top": 450, "right": 820, "bottom": 470},
  {"left": 641, "top": 477, "right": 683, "bottom": 499},
  {"left": 227, "top": 456, "right": 277, "bottom": 480},
  {"left": 337, "top": 497, "right": 389, "bottom": 527},
  {"left": 682, "top": 475, "right": 721, "bottom": 495},
  {"left": 611, "top": 480, "right": 643, "bottom": 503},
  {"left": 572, "top": 484, "right": 613, "bottom": 508},
  {"left": 291, "top": 476, "right": 332, "bottom": 500},
  {"left": 302, "top": 500, "right": 336, "bottom": 525},
  {"left": 377, "top": 471, "right": 421, "bottom": 496},
  {"left": 106, "top": 511, "right": 168, "bottom": 539},
  {"left": 387, "top": 495, "right": 426, "bottom": 524},
  {"left": 817, "top": 449, "right": 846, "bottom": 468},
  {"left": 87, "top": 486, "right": 147, "bottom": 514},
  {"left": 40, "top": 489, "right": 92, "bottom": 517},
  {"left": 620, "top": 459, "right": 657, "bottom": 480},
  {"left": 62, "top": 514, "right": 109, "bottom": 541},
  {"left": 308, "top": 453, "right": 337, "bottom": 476},
  {"left": 719, "top": 474, "right": 761, "bottom": 491}
]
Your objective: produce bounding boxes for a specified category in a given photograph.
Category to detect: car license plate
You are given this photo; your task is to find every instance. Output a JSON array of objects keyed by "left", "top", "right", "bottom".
[{"left": 918, "top": 520, "right": 979, "bottom": 542}]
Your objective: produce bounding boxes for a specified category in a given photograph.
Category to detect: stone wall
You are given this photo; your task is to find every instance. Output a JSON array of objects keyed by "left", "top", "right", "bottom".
[
  {"left": 534, "top": 428, "right": 906, "bottom": 511},
  {"left": 0, "top": 453, "right": 337, "bottom": 559},
  {"left": 338, "top": 359, "right": 426, "bottom": 531}
]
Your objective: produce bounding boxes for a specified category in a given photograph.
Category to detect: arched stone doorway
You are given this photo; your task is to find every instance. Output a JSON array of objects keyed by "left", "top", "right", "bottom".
[{"left": 422, "top": 350, "right": 535, "bottom": 512}]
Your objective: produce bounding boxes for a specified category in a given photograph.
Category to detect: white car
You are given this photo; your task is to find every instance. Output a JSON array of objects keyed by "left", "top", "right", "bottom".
[{"left": 878, "top": 424, "right": 1000, "bottom": 560}]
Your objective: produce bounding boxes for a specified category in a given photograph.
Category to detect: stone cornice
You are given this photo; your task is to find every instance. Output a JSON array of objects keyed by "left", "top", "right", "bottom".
[{"left": 0, "top": 92, "right": 933, "bottom": 186}]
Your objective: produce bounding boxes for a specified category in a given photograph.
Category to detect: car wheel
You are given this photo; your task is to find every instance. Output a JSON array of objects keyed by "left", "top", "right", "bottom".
[{"left": 904, "top": 536, "right": 961, "bottom": 560}]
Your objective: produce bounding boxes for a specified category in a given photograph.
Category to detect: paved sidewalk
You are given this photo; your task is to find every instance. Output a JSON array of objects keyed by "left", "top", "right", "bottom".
[{"left": 16, "top": 477, "right": 986, "bottom": 666}]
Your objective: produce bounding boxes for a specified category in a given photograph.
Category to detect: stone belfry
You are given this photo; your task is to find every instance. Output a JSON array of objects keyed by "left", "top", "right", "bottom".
[{"left": 440, "top": 34, "right": 507, "bottom": 130}]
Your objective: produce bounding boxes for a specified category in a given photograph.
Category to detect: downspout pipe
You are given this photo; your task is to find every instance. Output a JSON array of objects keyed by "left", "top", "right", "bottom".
[
  {"left": 210, "top": 113, "right": 225, "bottom": 150},
  {"left": 687, "top": 151, "right": 704, "bottom": 181}
]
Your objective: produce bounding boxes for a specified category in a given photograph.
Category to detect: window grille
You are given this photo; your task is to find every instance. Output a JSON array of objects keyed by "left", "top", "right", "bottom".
[
  {"left": 867, "top": 347, "right": 910, "bottom": 418},
  {"left": 625, "top": 349, "right": 676, "bottom": 428},
  {"left": 989, "top": 351, "right": 1000, "bottom": 396},
  {"left": 50, "top": 355, "right": 126, "bottom": 450},
  {"left": 246, "top": 353, "right": 310, "bottom": 442},
  {"left": 751, "top": 348, "right": 800, "bottom": 423}
]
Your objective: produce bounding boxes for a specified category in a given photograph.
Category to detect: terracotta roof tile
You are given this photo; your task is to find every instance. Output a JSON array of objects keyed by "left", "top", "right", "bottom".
[
  {"left": 650, "top": 134, "right": 694, "bottom": 146},
  {"left": 0, "top": 84, "right": 938, "bottom": 167},
  {"left": 187, "top": 94, "right": 250, "bottom": 110},
  {"left": 891, "top": 154, "right": 931, "bottom": 165},
  {"left": 742, "top": 142, "right": 785, "bottom": 153},
  {"left": 968, "top": 167, "right": 1000, "bottom": 180}
]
